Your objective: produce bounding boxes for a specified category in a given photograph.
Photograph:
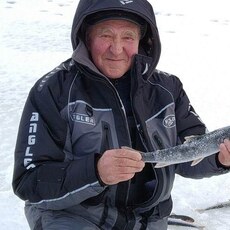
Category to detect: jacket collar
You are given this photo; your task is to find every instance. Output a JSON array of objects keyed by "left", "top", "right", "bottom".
[{"left": 72, "top": 40, "right": 105, "bottom": 77}]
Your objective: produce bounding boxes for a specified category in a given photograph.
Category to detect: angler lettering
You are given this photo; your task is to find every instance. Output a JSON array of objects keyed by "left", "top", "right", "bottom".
[
  {"left": 28, "top": 135, "right": 36, "bottom": 145},
  {"left": 24, "top": 112, "right": 39, "bottom": 169},
  {"left": 25, "top": 146, "right": 33, "bottom": 157},
  {"left": 29, "top": 123, "right": 37, "bottom": 133},
  {"left": 30, "top": 112, "right": 39, "bottom": 121}
]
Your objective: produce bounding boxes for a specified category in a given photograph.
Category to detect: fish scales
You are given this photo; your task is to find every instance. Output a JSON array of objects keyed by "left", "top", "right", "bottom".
[{"left": 140, "top": 126, "right": 230, "bottom": 167}]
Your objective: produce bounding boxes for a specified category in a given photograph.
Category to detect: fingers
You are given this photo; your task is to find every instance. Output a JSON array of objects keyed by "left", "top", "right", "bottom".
[
  {"left": 218, "top": 139, "right": 230, "bottom": 167},
  {"left": 223, "top": 139, "right": 230, "bottom": 152},
  {"left": 120, "top": 146, "right": 143, "bottom": 161},
  {"left": 97, "top": 148, "right": 145, "bottom": 185}
]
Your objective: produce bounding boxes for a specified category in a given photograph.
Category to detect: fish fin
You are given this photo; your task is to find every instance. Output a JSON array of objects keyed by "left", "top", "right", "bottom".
[
  {"left": 184, "top": 135, "right": 199, "bottom": 143},
  {"left": 191, "top": 158, "right": 204, "bottom": 166},
  {"left": 155, "top": 163, "right": 171, "bottom": 168}
]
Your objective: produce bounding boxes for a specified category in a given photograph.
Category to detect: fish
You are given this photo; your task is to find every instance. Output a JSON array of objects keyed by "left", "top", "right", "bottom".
[
  {"left": 138, "top": 126, "right": 230, "bottom": 168},
  {"left": 169, "top": 214, "right": 195, "bottom": 223},
  {"left": 168, "top": 218, "right": 205, "bottom": 229},
  {"left": 168, "top": 214, "right": 205, "bottom": 229},
  {"left": 196, "top": 200, "right": 230, "bottom": 213}
]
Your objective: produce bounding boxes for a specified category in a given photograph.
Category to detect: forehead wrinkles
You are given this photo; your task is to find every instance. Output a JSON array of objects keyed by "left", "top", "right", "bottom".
[
  {"left": 98, "top": 27, "right": 138, "bottom": 36},
  {"left": 92, "top": 20, "right": 140, "bottom": 33},
  {"left": 96, "top": 28, "right": 140, "bottom": 42}
]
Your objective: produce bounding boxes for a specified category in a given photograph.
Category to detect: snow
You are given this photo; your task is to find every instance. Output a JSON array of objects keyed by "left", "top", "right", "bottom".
[{"left": 0, "top": 0, "right": 229, "bottom": 229}]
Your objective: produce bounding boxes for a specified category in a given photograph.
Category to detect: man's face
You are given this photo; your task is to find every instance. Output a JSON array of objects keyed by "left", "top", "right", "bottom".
[{"left": 87, "top": 19, "right": 140, "bottom": 79}]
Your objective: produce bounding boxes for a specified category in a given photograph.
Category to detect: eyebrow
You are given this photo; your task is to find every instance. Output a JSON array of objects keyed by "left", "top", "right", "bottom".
[
  {"left": 97, "top": 27, "right": 140, "bottom": 38},
  {"left": 98, "top": 28, "right": 113, "bottom": 34},
  {"left": 123, "top": 30, "right": 138, "bottom": 38}
]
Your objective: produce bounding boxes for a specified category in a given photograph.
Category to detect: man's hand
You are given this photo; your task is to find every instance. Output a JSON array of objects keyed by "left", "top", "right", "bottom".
[
  {"left": 218, "top": 139, "right": 230, "bottom": 167},
  {"left": 97, "top": 148, "right": 145, "bottom": 185}
]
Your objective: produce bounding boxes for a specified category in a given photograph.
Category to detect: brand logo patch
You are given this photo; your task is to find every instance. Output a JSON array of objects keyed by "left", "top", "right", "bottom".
[
  {"left": 163, "top": 115, "right": 176, "bottom": 128},
  {"left": 71, "top": 113, "right": 95, "bottom": 126},
  {"left": 120, "top": 0, "right": 133, "bottom": 5}
]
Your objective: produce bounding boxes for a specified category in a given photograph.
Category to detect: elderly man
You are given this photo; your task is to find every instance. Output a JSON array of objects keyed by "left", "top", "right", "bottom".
[{"left": 13, "top": 0, "right": 230, "bottom": 229}]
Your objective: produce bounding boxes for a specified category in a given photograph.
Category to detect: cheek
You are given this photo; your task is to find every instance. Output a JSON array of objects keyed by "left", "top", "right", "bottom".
[
  {"left": 89, "top": 39, "right": 108, "bottom": 58},
  {"left": 125, "top": 43, "right": 139, "bottom": 58},
  {"left": 91, "top": 45, "right": 110, "bottom": 68}
]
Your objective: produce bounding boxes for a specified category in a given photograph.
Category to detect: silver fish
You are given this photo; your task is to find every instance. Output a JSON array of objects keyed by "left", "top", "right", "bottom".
[{"left": 140, "top": 126, "right": 230, "bottom": 168}]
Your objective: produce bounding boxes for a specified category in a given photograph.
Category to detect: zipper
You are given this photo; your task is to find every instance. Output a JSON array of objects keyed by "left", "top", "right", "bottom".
[
  {"left": 152, "top": 132, "right": 165, "bottom": 150},
  {"left": 104, "top": 80, "right": 133, "bottom": 210},
  {"left": 77, "top": 65, "right": 135, "bottom": 217},
  {"left": 128, "top": 76, "right": 165, "bottom": 210},
  {"left": 100, "top": 121, "right": 113, "bottom": 153},
  {"left": 96, "top": 74, "right": 134, "bottom": 214},
  {"left": 91, "top": 73, "right": 132, "bottom": 147}
]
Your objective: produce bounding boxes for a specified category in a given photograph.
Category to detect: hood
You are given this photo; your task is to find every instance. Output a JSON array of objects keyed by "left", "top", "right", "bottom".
[{"left": 71, "top": 0, "right": 161, "bottom": 72}]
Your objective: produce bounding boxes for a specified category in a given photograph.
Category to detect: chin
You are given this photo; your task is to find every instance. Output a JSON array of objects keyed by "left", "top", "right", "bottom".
[
  {"left": 106, "top": 74, "right": 124, "bottom": 79},
  {"left": 104, "top": 69, "right": 128, "bottom": 79}
]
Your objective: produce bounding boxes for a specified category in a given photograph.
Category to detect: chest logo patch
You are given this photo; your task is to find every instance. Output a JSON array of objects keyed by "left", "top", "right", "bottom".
[
  {"left": 163, "top": 115, "right": 176, "bottom": 128},
  {"left": 71, "top": 113, "right": 95, "bottom": 126}
]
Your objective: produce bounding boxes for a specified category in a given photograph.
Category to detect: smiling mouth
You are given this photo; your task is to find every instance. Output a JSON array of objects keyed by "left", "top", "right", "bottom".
[{"left": 106, "top": 58, "right": 125, "bottom": 62}]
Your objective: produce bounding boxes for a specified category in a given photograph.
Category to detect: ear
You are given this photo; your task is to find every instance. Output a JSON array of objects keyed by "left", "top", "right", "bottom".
[
  {"left": 83, "top": 25, "right": 92, "bottom": 51},
  {"left": 85, "top": 34, "right": 91, "bottom": 51}
]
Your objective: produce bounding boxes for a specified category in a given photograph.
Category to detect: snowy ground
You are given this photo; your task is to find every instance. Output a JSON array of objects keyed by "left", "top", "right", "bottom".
[{"left": 0, "top": 0, "right": 229, "bottom": 229}]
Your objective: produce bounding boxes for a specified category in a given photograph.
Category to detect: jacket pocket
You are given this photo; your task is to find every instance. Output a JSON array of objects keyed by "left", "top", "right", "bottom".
[
  {"left": 152, "top": 131, "right": 165, "bottom": 150},
  {"left": 100, "top": 121, "right": 113, "bottom": 153}
]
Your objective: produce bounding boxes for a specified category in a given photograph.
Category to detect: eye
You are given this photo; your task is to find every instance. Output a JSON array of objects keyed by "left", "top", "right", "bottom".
[
  {"left": 100, "top": 33, "right": 112, "bottom": 39},
  {"left": 123, "top": 36, "right": 135, "bottom": 41},
  {"left": 122, "top": 31, "right": 137, "bottom": 41}
]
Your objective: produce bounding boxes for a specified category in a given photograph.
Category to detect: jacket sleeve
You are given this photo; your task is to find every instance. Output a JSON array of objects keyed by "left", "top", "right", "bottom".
[
  {"left": 12, "top": 72, "right": 105, "bottom": 210},
  {"left": 173, "top": 77, "right": 229, "bottom": 178}
]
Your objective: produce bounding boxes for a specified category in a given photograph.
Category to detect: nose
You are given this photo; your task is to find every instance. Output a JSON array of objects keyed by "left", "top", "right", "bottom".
[{"left": 109, "top": 39, "right": 123, "bottom": 55}]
